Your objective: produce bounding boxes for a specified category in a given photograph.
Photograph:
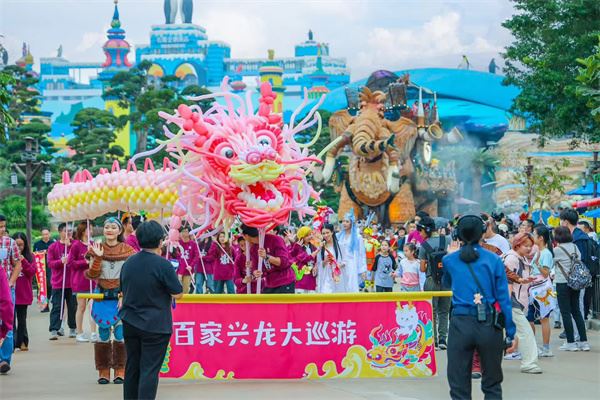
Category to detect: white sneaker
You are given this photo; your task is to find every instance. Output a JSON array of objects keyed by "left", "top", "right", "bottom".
[
  {"left": 539, "top": 348, "right": 554, "bottom": 357},
  {"left": 68, "top": 328, "right": 77, "bottom": 338},
  {"left": 577, "top": 342, "right": 591, "bottom": 351},
  {"left": 76, "top": 333, "right": 89, "bottom": 343},
  {"left": 559, "top": 342, "right": 580, "bottom": 351},
  {"left": 90, "top": 332, "right": 99, "bottom": 343},
  {"left": 504, "top": 351, "right": 522, "bottom": 360}
]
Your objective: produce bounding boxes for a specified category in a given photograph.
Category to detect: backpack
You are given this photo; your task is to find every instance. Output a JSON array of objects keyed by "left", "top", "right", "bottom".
[
  {"left": 422, "top": 236, "right": 447, "bottom": 284},
  {"left": 581, "top": 238, "right": 600, "bottom": 277},
  {"left": 555, "top": 246, "right": 592, "bottom": 291}
]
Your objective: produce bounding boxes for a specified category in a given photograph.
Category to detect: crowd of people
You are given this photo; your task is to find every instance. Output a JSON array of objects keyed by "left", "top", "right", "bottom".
[{"left": 0, "top": 206, "right": 597, "bottom": 397}]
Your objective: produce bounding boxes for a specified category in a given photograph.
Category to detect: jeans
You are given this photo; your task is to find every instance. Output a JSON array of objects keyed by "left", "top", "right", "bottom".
[
  {"left": 49, "top": 288, "right": 77, "bottom": 332},
  {"left": 214, "top": 280, "right": 235, "bottom": 294},
  {"left": 0, "top": 288, "right": 15, "bottom": 364},
  {"left": 424, "top": 277, "right": 451, "bottom": 342},
  {"left": 447, "top": 315, "right": 504, "bottom": 399},
  {"left": 123, "top": 321, "right": 171, "bottom": 400},
  {"left": 556, "top": 283, "right": 588, "bottom": 343},
  {"left": 512, "top": 308, "right": 539, "bottom": 371},
  {"left": 194, "top": 273, "right": 214, "bottom": 294},
  {"left": 376, "top": 286, "right": 393, "bottom": 292}
]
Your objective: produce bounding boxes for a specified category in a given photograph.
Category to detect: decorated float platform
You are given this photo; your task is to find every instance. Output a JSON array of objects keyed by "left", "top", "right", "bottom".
[{"left": 80, "top": 291, "right": 451, "bottom": 380}]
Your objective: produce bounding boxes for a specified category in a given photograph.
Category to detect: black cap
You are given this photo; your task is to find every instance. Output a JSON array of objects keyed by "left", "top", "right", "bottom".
[{"left": 417, "top": 216, "right": 436, "bottom": 234}]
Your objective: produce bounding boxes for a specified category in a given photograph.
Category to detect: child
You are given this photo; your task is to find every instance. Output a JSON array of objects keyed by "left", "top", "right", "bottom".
[
  {"left": 399, "top": 243, "right": 421, "bottom": 292},
  {"left": 372, "top": 240, "right": 397, "bottom": 292},
  {"left": 177, "top": 227, "right": 199, "bottom": 294}
]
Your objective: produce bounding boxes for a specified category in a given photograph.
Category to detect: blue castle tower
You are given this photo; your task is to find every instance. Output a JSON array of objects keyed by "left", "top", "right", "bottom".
[{"left": 136, "top": 0, "right": 231, "bottom": 87}]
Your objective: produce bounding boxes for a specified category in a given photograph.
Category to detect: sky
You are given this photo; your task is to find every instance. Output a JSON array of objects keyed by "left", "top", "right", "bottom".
[{"left": 0, "top": 0, "right": 516, "bottom": 80}]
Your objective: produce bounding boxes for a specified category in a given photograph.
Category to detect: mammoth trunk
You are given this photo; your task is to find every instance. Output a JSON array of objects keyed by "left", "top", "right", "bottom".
[{"left": 352, "top": 117, "right": 389, "bottom": 158}]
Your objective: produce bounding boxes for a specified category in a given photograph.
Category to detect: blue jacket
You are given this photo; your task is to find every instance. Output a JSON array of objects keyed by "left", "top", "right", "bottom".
[
  {"left": 572, "top": 227, "right": 589, "bottom": 264},
  {"left": 442, "top": 245, "right": 516, "bottom": 339}
]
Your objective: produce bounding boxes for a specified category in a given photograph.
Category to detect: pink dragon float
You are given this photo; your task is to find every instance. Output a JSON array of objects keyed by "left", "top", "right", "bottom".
[{"left": 48, "top": 78, "right": 327, "bottom": 292}]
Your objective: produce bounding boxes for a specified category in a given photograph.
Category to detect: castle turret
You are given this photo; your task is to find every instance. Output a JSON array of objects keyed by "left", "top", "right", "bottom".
[
  {"left": 100, "top": 0, "right": 133, "bottom": 156},
  {"left": 100, "top": 0, "right": 132, "bottom": 74}
]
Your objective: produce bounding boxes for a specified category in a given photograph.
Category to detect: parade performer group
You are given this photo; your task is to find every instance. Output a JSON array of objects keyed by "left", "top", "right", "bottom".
[{"left": 18, "top": 72, "right": 589, "bottom": 400}]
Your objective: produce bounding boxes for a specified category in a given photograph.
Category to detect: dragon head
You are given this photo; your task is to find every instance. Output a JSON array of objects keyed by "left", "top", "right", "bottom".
[{"left": 152, "top": 79, "right": 324, "bottom": 238}]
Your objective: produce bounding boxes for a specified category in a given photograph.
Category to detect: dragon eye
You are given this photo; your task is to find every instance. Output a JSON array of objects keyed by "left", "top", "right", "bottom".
[
  {"left": 258, "top": 136, "right": 272, "bottom": 147},
  {"left": 220, "top": 147, "right": 235, "bottom": 159}
]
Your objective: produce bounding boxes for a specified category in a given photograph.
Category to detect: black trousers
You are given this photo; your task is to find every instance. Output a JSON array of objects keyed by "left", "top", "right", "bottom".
[
  {"left": 376, "top": 286, "right": 393, "bottom": 292},
  {"left": 49, "top": 289, "right": 77, "bottom": 332},
  {"left": 447, "top": 315, "right": 504, "bottom": 400},
  {"left": 583, "top": 282, "right": 595, "bottom": 320},
  {"left": 14, "top": 305, "right": 29, "bottom": 347},
  {"left": 123, "top": 321, "right": 171, "bottom": 400},
  {"left": 263, "top": 282, "right": 295, "bottom": 294},
  {"left": 556, "top": 283, "right": 588, "bottom": 343}
]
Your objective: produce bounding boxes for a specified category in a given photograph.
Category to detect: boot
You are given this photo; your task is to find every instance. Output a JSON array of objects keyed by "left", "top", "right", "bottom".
[
  {"left": 94, "top": 342, "right": 112, "bottom": 384},
  {"left": 112, "top": 341, "right": 126, "bottom": 384}
]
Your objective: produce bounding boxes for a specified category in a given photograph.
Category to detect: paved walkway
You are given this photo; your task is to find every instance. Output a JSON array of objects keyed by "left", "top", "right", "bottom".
[{"left": 1, "top": 307, "right": 599, "bottom": 400}]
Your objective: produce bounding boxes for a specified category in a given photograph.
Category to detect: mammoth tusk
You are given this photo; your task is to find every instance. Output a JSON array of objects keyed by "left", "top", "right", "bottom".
[{"left": 316, "top": 135, "right": 345, "bottom": 160}]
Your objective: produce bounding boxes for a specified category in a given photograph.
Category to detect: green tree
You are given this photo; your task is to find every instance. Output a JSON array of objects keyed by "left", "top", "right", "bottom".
[
  {"left": 104, "top": 62, "right": 213, "bottom": 158},
  {"left": 0, "top": 195, "right": 49, "bottom": 230},
  {"left": 502, "top": 0, "right": 600, "bottom": 142},
  {"left": 0, "top": 65, "right": 57, "bottom": 202},
  {"left": 515, "top": 158, "right": 573, "bottom": 216},
  {"left": 68, "top": 108, "right": 125, "bottom": 174},
  {"left": 0, "top": 71, "right": 15, "bottom": 141},
  {"left": 576, "top": 35, "right": 600, "bottom": 122}
]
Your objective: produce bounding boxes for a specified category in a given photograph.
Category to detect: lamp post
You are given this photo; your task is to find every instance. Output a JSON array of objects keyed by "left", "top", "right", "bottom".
[
  {"left": 10, "top": 136, "right": 50, "bottom": 245},
  {"left": 524, "top": 156, "right": 534, "bottom": 212}
]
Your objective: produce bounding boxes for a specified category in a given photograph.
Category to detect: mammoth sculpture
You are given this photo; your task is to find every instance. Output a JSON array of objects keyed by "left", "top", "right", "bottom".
[{"left": 320, "top": 78, "right": 460, "bottom": 226}]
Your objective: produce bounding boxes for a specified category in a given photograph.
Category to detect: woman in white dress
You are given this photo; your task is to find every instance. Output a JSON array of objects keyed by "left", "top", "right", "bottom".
[
  {"left": 317, "top": 224, "right": 344, "bottom": 293},
  {"left": 336, "top": 210, "right": 367, "bottom": 292}
]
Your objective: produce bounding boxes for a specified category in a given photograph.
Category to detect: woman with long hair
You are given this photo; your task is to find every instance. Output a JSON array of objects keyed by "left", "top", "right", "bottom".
[
  {"left": 317, "top": 224, "right": 344, "bottom": 293},
  {"left": 553, "top": 226, "right": 590, "bottom": 352},
  {"left": 211, "top": 232, "right": 235, "bottom": 294},
  {"left": 86, "top": 217, "right": 135, "bottom": 385},
  {"left": 530, "top": 224, "right": 555, "bottom": 357},
  {"left": 336, "top": 210, "right": 367, "bottom": 292},
  {"left": 12, "top": 232, "right": 35, "bottom": 351},
  {"left": 69, "top": 221, "right": 97, "bottom": 343},
  {"left": 442, "top": 215, "right": 516, "bottom": 398}
]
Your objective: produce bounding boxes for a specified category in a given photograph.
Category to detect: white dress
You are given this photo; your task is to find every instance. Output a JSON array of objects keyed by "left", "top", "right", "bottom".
[
  {"left": 336, "top": 232, "right": 367, "bottom": 293},
  {"left": 316, "top": 244, "right": 344, "bottom": 293}
]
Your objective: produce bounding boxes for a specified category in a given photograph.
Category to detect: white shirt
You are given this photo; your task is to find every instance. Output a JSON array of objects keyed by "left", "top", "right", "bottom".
[{"left": 485, "top": 234, "right": 510, "bottom": 254}]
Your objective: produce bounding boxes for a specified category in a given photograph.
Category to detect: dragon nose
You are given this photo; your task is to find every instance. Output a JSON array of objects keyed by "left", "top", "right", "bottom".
[
  {"left": 245, "top": 150, "right": 263, "bottom": 165},
  {"left": 245, "top": 147, "right": 277, "bottom": 165}
]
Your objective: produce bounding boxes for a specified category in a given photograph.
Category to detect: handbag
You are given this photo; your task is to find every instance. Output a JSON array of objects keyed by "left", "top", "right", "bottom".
[
  {"left": 466, "top": 263, "right": 505, "bottom": 330},
  {"left": 555, "top": 246, "right": 592, "bottom": 290}
]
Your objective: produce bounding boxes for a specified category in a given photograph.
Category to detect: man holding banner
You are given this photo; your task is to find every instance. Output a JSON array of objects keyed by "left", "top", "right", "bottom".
[{"left": 34, "top": 228, "right": 55, "bottom": 313}]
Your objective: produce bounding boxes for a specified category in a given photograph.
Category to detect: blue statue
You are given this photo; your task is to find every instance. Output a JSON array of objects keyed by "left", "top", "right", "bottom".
[
  {"left": 181, "top": 0, "right": 193, "bottom": 23},
  {"left": 164, "top": 0, "right": 193, "bottom": 24}
]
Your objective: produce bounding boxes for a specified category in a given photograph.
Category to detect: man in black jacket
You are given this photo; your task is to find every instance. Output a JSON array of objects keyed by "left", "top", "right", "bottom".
[{"left": 120, "top": 221, "right": 183, "bottom": 400}]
